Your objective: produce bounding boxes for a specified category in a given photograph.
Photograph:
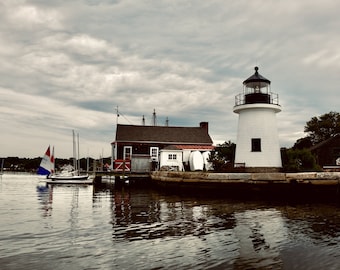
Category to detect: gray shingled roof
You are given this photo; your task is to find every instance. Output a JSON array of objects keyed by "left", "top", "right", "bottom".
[
  {"left": 310, "top": 133, "right": 340, "bottom": 151},
  {"left": 115, "top": 124, "right": 213, "bottom": 144}
]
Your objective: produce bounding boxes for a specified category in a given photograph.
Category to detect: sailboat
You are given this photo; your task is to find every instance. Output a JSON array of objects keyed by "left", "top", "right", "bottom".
[
  {"left": 37, "top": 146, "right": 54, "bottom": 177},
  {"left": 49, "top": 130, "right": 89, "bottom": 181}
]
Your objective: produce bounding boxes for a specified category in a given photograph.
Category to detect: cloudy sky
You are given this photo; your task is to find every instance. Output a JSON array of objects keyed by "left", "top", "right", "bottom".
[{"left": 1, "top": 0, "right": 339, "bottom": 159}]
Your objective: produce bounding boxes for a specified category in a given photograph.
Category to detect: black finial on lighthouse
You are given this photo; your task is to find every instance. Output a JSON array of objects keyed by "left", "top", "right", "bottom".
[{"left": 254, "top": 66, "right": 259, "bottom": 73}]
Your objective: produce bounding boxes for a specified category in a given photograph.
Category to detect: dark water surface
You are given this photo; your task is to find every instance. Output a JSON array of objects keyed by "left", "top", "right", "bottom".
[{"left": 0, "top": 174, "right": 339, "bottom": 269}]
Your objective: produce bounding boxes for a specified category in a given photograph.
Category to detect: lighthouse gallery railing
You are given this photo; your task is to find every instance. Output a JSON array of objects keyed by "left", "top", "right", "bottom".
[{"left": 234, "top": 92, "right": 279, "bottom": 106}]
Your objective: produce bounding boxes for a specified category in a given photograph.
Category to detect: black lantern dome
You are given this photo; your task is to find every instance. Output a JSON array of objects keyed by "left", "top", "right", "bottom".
[
  {"left": 243, "top": 66, "right": 270, "bottom": 89},
  {"left": 243, "top": 67, "right": 271, "bottom": 104}
]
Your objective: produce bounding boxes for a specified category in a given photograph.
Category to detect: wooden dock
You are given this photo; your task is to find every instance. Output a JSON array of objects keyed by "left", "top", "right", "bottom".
[{"left": 92, "top": 171, "right": 150, "bottom": 183}]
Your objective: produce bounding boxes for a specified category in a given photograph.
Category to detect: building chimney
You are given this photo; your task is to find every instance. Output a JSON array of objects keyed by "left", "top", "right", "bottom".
[{"left": 200, "top": 122, "right": 208, "bottom": 132}]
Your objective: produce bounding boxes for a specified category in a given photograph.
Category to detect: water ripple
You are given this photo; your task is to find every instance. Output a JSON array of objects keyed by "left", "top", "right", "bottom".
[{"left": 0, "top": 175, "right": 339, "bottom": 269}]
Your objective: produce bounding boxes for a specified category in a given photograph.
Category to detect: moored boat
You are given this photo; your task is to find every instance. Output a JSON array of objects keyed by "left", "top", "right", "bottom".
[
  {"left": 49, "top": 164, "right": 89, "bottom": 181},
  {"left": 38, "top": 131, "right": 92, "bottom": 184},
  {"left": 189, "top": 150, "right": 204, "bottom": 171}
]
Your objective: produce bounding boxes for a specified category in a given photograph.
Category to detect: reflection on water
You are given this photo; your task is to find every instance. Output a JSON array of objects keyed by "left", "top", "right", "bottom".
[
  {"left": 36, "top": 184, "right": 52, "bottom": 217},
  {"left": 0, "top": 174, "right": 339, "bottom": 269}
]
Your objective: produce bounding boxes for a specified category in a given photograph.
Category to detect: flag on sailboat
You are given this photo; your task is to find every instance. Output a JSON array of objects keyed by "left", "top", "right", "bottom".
[{"left": 51, "top": 146, "right": 55, "bottom": 174}]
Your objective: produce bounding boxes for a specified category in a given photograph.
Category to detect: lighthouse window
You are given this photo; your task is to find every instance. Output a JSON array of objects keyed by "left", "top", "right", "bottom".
[{"left": 251, "top": 138, "right": 261, "bottom": 152}]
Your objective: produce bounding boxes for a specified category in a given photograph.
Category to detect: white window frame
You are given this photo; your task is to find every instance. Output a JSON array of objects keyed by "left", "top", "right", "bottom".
[
  {"left": 123, "top": 146, "right": 132, "bottom": 160},
  {"left": 150, "top": 147, "right": 159, "bottom": 161},
  {"left": 168, "top": 154, "right": 177, "bottom": 160}
]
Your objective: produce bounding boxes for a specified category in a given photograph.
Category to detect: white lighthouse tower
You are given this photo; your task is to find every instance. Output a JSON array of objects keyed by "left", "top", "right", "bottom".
[{"left": 233, "top": 67, "right": 282, "bottom": 171}]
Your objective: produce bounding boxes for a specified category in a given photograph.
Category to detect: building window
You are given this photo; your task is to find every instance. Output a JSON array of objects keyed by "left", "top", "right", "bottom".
[
  {"left": 251, "top": 138, "right": 261, "bottom": 152},
  {"left": 168, "top": 154, "right": 177, "bottom": 160},
  {"left": 123, "top": 146, "right": 132, "bottom": 159},
  {"left": 150, "top": 147, "right": 159, "bottom": 161}
]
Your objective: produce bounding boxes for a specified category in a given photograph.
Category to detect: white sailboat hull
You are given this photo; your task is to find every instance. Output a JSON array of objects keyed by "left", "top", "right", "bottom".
[
  {"left": 46, "top": 178, "right": 93, "bottom": 185},
  {"left": 49, "top": 174, "right": 89, "bottom": 181}
]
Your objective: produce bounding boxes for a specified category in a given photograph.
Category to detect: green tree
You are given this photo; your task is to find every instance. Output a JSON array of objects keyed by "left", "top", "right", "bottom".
[
  {"left": 293, "top": 136, "right": 313, "bottom": 150},
  {"left": 304, "top": 111, "right": 340, "bottom": 145},
  {"left": 209, "top": 141, "right": 236, "bottom": 172},
  {"left": 282, "top": 148, "right": 321, "bottom": 172}
]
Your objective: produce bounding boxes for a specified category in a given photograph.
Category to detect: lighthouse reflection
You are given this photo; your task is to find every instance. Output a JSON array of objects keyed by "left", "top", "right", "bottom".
[
  {"left": 108, "top": 186, "right": 285, "bottom": 248},
  {"left": 29, "top": 179, "right": 340, "bottom": 269},
  {"left": 102, "top": 184, "right": 339, "bottom": 268}
]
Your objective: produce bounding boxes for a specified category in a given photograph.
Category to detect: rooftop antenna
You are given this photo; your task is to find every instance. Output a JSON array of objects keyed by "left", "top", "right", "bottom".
[
  {"left": 152, "top": 109, "right": 157, "bottom": 126},
  {"left": 115, "top": 106, "right": 119, "bottom": 125}
]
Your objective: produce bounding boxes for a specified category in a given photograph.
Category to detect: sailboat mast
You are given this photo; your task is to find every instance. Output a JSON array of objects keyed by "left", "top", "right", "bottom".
[
  {"left": 73, "top": 130, "right": 77, "bottom": 171},
  {"left": 77, "top": 132, "right": 80, "bottom": 175},
  {"left": 0, "top": 158, "right": 4, "bottom": 176},
  {"left": 51, "top": 146, "right": 55, "bottom": 174}
]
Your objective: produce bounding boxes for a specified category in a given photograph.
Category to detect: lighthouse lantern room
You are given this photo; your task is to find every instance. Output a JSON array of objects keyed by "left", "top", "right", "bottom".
[{"left": 233, "top": 67, "right": 282, "bottom": 171}]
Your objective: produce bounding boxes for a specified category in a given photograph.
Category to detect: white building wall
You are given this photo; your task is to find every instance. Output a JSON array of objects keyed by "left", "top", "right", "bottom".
[
  {"left": 159, "top": 150, "right": 183, "bottom": 171},
  {"left": 234, "top": 104, "right": 282, "bottom": 167}
]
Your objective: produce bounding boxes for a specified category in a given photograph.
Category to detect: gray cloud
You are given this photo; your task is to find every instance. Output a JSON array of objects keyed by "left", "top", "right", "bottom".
[{"left": 1, "top": 0, "right": 339, "bottom": 158}]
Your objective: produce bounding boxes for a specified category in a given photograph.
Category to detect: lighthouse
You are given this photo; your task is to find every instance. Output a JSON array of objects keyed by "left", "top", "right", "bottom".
[{"left": 233, "top": 67, "right": 282, "bottom": 171}]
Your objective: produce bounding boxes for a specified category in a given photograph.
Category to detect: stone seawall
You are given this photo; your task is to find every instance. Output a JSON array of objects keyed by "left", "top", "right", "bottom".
[
  {"left": 150, "top": 171, "right": 340, "bottom": 200},
  {"left": 151, "top": 171, "right": 340, "bottom": 185}
]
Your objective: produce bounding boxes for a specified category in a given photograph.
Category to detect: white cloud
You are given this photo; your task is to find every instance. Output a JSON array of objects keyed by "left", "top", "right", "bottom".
[{"left": 4, "top": 2, "right": 62, "bottom": 30}]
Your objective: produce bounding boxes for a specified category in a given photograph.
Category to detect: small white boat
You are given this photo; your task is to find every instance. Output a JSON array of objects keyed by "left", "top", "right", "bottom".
[
  {"left": 189, "top": 150, "right": 204, "bottom": 171},
  {"left": 38, "top": 131, "right": 91, "bottom": 184},
  {"left": 46, "top": 166, "right": 91, "bottom": 184},
  {"left": 202, "top": 151, "right": 213, "bottom": 171},
  {"left": 47, "top": 170, "right": 89, "bottom": 181},
  {"left": 49, "top": 165, "right": 89, "bottom": 181}
]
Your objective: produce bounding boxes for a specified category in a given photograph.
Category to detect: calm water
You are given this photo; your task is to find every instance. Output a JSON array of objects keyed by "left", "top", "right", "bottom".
[{"left": 0, "top": 174, "right": 339, "bottom": 270}]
